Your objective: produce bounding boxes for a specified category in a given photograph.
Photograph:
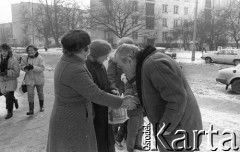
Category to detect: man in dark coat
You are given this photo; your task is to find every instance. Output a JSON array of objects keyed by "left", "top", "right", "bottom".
[{"left": 114, "top": 44, "right": 203, "bottom": 152}]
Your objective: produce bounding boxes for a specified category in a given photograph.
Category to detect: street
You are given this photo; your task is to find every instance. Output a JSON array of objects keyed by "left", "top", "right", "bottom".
[{"left": 0, "top": 51, "right": 239, "bottom": 152}]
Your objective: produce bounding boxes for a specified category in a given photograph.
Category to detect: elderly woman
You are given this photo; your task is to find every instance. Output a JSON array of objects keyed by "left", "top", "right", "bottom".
[
  {"left": 21, "top": 44, "right": 45, "bottom": 115},
  {"left": 47, "top": 30, "right": 137, "bottom": 152},
  {"left": 0, "top": 44, "right": 20, "bottom": 119},
  {"left": 86, "top": 40, "right": 117, "bottom": 152}
]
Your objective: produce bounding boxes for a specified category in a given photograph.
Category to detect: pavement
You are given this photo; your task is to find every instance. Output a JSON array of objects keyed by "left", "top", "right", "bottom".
[{"left": 0, "top": 71, "right": 54, "bottom": 152}]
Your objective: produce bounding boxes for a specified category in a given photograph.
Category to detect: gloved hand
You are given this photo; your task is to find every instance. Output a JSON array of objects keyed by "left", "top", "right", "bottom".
[
  {"left": 0, "top": 71, "right": 7, "bottom": 76},
  {"left": 28, "top": 64, "right": 34, "bottom": 70},
  {"left": 24, "top": 64, "right": 34, "bottom": 71}
]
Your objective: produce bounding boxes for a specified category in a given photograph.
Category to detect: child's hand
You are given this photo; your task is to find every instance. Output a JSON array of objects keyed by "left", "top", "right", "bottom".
[{"left": 121, "top": 73, "right": 127, "bottom": 84}]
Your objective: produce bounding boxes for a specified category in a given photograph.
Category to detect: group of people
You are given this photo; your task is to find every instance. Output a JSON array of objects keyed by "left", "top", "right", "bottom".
[
  {"left": 0, "top": 43, "right": 45, "bottom": 119},
  {"left": 47, "top": 29, "right": 203, "bottom": 152}
]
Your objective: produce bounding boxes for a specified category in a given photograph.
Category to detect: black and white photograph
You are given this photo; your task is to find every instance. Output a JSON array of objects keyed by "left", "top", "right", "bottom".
[{"left": 0, "top": 0, "right": 239, "bottom": 152}]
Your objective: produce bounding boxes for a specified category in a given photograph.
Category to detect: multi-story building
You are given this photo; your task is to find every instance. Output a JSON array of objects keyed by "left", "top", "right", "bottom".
[
  {"left": 90, "top": 0, "right": 207, "bottom": 47},
  {"left": 11, "top": 2, "right": 45, "bottom": 47},
  {"left": 0, "top": 23, "right": 15, "bottom": 45}
]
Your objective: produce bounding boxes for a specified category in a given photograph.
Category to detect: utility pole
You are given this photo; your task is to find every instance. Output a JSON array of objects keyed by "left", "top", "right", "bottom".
[
  {"left": 192, "top": 0, "right": 198, "bottom": 61},
  {"left": 212, "top": 0, "right": 215, "bottom": 50},
  {"left": 32, "top": 0, "right": 34, "bottom": 44}
]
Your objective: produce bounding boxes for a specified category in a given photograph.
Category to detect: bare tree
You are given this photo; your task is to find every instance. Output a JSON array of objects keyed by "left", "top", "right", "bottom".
[
  {"left": 89, "top": 0, "right": 150, "bottom": 38},
  {"left": 63, "top": 0, "right": 88, "bottom": 31},
  {"left": 171, "top": 20, "right": 193, "bottom": 50},
  {"left": 225, "top": 1, "right": 240, "bottom": 48},
  {"left": 38, "top": 0, "right": 66, "bottom": 47}
]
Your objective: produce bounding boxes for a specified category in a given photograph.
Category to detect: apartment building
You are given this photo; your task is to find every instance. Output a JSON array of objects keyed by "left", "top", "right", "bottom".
[
  {"left": 11, "top": 2, "right": 44, "bottom": 47},
  {"left": 90, "top": 0, "right": 207, "bottom": 47},
  {"left": 0, "top": 23, "right": 14, "bottom": 45}
]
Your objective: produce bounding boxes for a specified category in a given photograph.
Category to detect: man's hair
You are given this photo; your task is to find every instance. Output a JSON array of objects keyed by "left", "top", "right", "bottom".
[
  {"left": 118, "top": 37, "right": 134, "bottom": 46},
  {"left": 0, "top": 43, "right": 13, "bottom": 57},
  {"left": 115, "top": 44, "right": 140, "bottom": 63},
  {"left": 61, "top": 30, "right": 91, "bottom": 55}
]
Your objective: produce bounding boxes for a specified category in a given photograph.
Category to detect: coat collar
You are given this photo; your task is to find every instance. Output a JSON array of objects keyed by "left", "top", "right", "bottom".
[{"left": 61, "top": 54, "right": 85, "bottom": 65}]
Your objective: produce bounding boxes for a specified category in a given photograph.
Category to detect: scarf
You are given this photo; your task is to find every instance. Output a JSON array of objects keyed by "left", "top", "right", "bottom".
[
  {"left": 0, "top": 55, "right": 10, "bottom": 72},
  {"left": 28, "top": 52, "right": 39, "bottom": 58},
  {"left": 136, "top": 45, "right": 156, "bottom": 104}
]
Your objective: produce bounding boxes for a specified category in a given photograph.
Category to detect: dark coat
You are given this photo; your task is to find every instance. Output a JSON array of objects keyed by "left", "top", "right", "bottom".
[
  {"left": 47, "top": 54, "right": 123, "bottom": 152},
  {"left": 86, "top": 56, "right": 115, "bottom": 152},
  {"left": 140, "top": 51, "right": 203, "bottom": 151}
]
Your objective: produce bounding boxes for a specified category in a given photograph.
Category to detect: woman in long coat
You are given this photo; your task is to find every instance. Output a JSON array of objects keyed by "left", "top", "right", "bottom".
[
  {"left": 0, "top": 43, "right": 20, "bottom": 119},
  {"left": 47, "top": 30, "right": 136, "bottom": 152},
  {"left": 86, "top": 40, "right": 117, "bottom": 152}
]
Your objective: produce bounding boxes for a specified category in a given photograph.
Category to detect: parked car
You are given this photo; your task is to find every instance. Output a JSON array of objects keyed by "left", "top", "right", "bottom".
[
  {"left": 216, "top": 64, "right": 240, "bottom": 94},
  {"left": 201, "top": 49, "right": 240, "bottom": 65},
  {"left": 155, "top": 47, "right": 177, "bottom": 59}
]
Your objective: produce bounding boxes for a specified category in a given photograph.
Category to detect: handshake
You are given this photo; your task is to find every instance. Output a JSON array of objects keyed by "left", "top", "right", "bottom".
[
  {"left": 121, "top": 95, "right": 140, "bottom": 110},
  {"left": 24, "top": 64, "right": 34, "bottom": 71}
]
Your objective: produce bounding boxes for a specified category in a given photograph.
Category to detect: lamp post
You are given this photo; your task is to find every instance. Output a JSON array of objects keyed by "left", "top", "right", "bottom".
[
  {"left": 32, "top": 0, "right": 34, "bottom": 44},
  {"left": 192, "top": 0, "right": 198, "bottom": 61}
]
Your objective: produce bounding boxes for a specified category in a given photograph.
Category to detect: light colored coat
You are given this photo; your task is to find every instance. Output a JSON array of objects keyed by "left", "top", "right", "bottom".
[
  {"left": 20, "top": 54, "right": 45, "bottom": 86},
  {"left": 0, "top": 57, "right": 20, "bottom": 94},
  {"left": 47, "top": 54, "right": 123, "bottom": 152}
]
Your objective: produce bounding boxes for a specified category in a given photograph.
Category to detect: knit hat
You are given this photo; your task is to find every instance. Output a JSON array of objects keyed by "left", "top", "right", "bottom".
[
  {"left": 89, "top": 40, "right": 112, "bottom": 58},
  {"left": 118, "top": 37, "right": 134, "bottom": 46}
]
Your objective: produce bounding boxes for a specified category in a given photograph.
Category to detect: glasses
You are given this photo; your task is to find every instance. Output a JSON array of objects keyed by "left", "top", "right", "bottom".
[{"left": 84, "top": 46, "right": 89, "bottom": 52}]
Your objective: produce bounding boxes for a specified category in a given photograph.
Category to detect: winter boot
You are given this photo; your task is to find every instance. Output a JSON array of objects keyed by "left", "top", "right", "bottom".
[
  {"left": 26, "top": 102, "right": 34, "bottom": 115},
  {"left": 39, "top": 100, "right": 44, "bottom": 112},
  {"left": 5, "top": 109, "right": 13, "bottom": 119},
  {"left": 14, "top": 98, "right": 19, "bottom": 109}
]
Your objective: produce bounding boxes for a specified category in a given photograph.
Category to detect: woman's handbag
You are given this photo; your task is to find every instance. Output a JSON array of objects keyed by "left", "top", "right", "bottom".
[
  {"left": 19, "top": 56, "right": 29, "bottom": 94},
  {"left": 19, "top": 73, "right": 27, "bottom": 94}
]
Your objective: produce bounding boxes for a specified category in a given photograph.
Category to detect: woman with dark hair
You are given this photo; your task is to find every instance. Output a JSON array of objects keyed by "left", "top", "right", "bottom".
[
  {"left": 20, "top": 44, "right": 45, "bottom": 115},
  {"left": 0, "top": 43, "right": 20, "bottom": 119},
  {"left": 47, "top": 30, "right": 137, "bottom": 152}
]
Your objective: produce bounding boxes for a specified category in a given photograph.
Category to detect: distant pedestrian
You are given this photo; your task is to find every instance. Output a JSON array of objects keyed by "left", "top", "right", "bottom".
[
  {"left": 21, "top": 44, "right": 45, "bottom": 115},
  {"left": 0, "top": 43, "right": 20, "bottom": 119}
]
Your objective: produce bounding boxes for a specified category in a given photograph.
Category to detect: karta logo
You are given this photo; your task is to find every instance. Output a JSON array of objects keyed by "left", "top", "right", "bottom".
[{"left": 155, "top": 123, "right": 239, "bottom": 151}]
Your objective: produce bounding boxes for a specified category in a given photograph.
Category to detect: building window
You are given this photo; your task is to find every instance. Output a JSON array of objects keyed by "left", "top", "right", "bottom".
[
  {"left": 162, "top": 32, "right": 168, "bottom": 41},
  {"left": 173, "top": 32, "right": 178, "bottom": 39},
  {"left": 162, "top": 18, "right": 167, "bottom": 27},
  {"left": 184, "top": 7, "right": 188, "bottom": 15},
  {"left": 132, "top": 1, "right": 138, "bottom": 12},
  {"left": 174, "top": 5, "right": 179, "bottom": 14},
  {"left": 146, "top": 3, "right": 154, "bottom": 16},
  {"left": 146, "top": 17, "right": 154, "bottom": 29},
  {"left": 132, "top": 17, "right": 138, "bottom": 25},
  {"left": 174, "top": 19, "right": 178, "bottom": 27},
  {"left": 162, "top": 4, "right": 168, "bottom": 13},
  {"left": 132, "top": 31, "right": 138, "bottom": 39}
]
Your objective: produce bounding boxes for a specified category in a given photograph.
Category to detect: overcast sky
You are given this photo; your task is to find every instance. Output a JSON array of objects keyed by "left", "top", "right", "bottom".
[{"left": 0, "top": 0, "right": 90, "bottom": 24}]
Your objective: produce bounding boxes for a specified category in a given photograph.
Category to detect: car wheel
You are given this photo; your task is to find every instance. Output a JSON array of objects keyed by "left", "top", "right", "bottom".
[
  {"left": 233, "top": 59, "right": 240, "bottom": 65},
  {"left": 231, "top": 79, "right": 240, "bottom": 94},
  {"left": 205, "top": 57, "right": 212, "bottom": 63}
]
